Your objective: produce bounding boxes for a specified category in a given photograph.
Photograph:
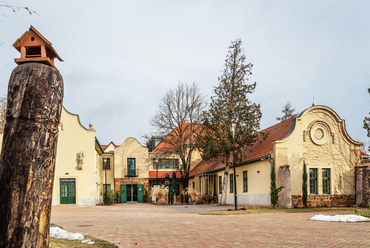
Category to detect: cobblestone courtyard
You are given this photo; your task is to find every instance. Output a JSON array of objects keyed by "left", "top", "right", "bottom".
[{"left": 51, "top": 204, "right": 370, "bottom": 247}]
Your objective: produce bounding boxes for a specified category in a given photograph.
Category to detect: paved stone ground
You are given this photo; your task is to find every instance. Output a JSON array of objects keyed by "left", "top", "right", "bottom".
[{"left": 51, "top": 204, "right": 370, "bottom": 248}]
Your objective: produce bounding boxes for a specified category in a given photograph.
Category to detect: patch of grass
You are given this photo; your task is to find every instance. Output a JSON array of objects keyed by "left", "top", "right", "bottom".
[
  {"left": 50, "top": 235, "right": 117, "bottom": 248},
  {"left": 200, "top": 206, "right": 354, "bottom": 215}
]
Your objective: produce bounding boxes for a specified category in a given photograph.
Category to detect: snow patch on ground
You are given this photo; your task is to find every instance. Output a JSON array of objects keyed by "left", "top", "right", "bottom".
[
  {"left": 310, "top": 214, "right": 370, "bottom": 222},
  {"left": 50, "top": 227, "right": 94, "bottom": 244}
]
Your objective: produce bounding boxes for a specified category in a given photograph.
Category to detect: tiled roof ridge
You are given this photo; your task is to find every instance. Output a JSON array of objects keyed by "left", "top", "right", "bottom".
[
  {"left": 152, "top": 122, "right": 202, "bottom": 153},
  {"left": 189, "top": 116, "right": 295, "bottom": 177},
  {"left": 361, "top": 150, "right": 369, "bottom": 157}
]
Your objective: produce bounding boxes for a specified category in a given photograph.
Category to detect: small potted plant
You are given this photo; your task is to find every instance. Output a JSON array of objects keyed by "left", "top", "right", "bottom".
[
  {"left": 143, "top": 189, "right": 148, "bottom": 203},
  {"left": 116, "top": 190, "right": 121, "bottom": 204}
]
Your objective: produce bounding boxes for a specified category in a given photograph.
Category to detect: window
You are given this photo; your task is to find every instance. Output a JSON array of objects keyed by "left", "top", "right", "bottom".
[
  {"left": 219, "top": 176, "right": 222, "bottom": 194},
  {"left": 230, "top": 174, "right": 233, "bottom": 193},
  {"left": 192, "top": 181, "right": 195, "bottom": 189},
  {"left": 309, "top": 168, "right": 317, "bottom": 194},
  {"left": 153, "top": 159, "right": 179, "bottom": 169},
  {"left": 243, "top": 171, "right": 248, "bottom": 192},
  {"left": 127, "top": 158, "right": 136, "bottom": 176},
  {"left": 322, "top": 168, "right": 330, "bottom": 194},
  {"left": 103, "top": 184, "right": 110, "bottom": 191},
  {"left": 103, "top": 158, "right": 110, "bottom": 170}
]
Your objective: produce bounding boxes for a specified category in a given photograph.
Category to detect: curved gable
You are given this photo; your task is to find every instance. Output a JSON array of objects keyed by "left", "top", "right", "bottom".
[
  {"left": 280, "top": 105, "right": 360, "bottom": 146},
  {"left": 62, "top": 106, "right": 90, "bottom": 131}
]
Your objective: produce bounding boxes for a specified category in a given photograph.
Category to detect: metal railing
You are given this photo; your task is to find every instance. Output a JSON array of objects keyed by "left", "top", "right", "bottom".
[{"left": 124, "top": 168, "right": 139, "bottom": 177}]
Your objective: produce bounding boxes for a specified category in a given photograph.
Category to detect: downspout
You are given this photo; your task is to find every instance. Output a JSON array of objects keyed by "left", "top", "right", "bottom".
[
  {"left": 267, "top": 150, "right": 273, "bottom": 184},
  {"left": 267, "top": 150, "right": 274, "bottom": 206},
  {"left": 113, "top": 152, "right": 115, "bottom": 200}
]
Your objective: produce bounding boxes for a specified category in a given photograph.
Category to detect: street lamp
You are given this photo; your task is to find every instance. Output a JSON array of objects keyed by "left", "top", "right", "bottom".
[
  {"left": 103, "top": 158, "right": 107, "bottom": 204},
  {"left": 155, "top": 158, "right": 159, "bottom": 185},
  {"left": 230, "top": 123, "right": 237, "bottom": 211}
]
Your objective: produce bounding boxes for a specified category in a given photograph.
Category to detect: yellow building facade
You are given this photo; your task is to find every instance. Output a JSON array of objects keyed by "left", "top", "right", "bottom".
[
  {"left": 189, "top": 105, "right": 361, "bottom": 207},
  {"left": 0, "top": 105, "right": 361, "bottom": 207},
  {"left": 114, "top": 137, "right": 149, "bottom": 203}
]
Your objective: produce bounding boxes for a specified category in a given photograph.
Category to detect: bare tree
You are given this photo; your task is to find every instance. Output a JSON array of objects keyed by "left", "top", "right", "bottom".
[
  {"left": 148, "top": 82, "right": 206, "bottom": 188},
  {"left": 0, "top": 1, "right": 36, "bottom": 17},
  {"left": 276, "top": 101, "right": 296, "bottom": 121}
]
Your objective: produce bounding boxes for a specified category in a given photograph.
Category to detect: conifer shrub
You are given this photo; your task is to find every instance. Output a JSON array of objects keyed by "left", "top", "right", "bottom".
[
  {"left": 102, "top": 189, "right": 115, "bottom": 205},
  {"left": 302, "top": 161, "right": 308, "bottom": 208},
  {"left": 270, "top": 163, "right": 284, "bottom": 208}
]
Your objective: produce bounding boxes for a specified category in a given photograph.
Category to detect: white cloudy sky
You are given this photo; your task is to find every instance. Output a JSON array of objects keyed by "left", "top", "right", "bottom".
[{"left": 0, "top": 1, "right": 369, "bottom": 146}]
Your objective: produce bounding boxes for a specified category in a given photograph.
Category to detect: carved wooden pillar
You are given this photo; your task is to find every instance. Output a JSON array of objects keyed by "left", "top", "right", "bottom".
[{"left": 0, "top": 63, "right": 63, "bottom": 248}]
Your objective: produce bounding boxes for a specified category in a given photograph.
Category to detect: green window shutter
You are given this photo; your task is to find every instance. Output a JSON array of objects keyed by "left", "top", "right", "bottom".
[
  {"left": 322, "top": 168, "right": 330, "bottom": 194},
  {"left": 309, "top": 168, "right": 317, "bottom": 194},
  {"left": 103, "top": 184, "right": 111, "bottom": 193},
  {"left": 219, "top": 176, "right": 222, "bottom": 194},
  {"left": 243, "top": 171, "right": 248, "bottom": 192},
  {"left": 230, "top": 174, "right": 233, "bottom": 193},
  {"left": 127, "top": 158, "right": 136, "bottom": 176}
]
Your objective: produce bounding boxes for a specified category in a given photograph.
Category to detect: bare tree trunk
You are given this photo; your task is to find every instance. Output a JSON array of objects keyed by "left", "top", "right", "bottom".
[
  {"left": 0, "top": 63, "right": 63, "bottom": 248},
  {"left": 220, "top": 156, "right": 230, "bottom": 205}
]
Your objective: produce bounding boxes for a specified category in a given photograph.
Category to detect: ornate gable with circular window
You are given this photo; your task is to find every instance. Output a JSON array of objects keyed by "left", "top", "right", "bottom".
[{"left": 309, "top": 122, "right": 330, "bottom": 145}]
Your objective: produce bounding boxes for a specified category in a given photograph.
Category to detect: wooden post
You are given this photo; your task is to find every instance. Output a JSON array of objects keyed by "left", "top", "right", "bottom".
[
  {"left": 0, "top": 63, "right": 63, "bottom": 248},
  {"left": 21, "top": 47, "right": 26, "bottom": 59}
]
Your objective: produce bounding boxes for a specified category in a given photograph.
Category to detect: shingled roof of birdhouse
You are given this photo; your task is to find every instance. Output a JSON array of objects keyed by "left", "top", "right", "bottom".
[{"left": 13, "top": 25, "right": 63, "bottom": 70}]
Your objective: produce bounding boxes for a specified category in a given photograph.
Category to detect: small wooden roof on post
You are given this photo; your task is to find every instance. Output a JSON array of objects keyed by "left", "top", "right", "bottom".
[{"left": 13, "top": 25, "right": 63, "bottom": 71}]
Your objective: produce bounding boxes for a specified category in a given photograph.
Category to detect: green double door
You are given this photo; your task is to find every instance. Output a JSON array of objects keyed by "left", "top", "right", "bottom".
[
  {"left": 120, "top": 184, "right": 143, "bottom": 203},
  {"left": 60, "top": 179, "right": 76, "bottom": 204}
]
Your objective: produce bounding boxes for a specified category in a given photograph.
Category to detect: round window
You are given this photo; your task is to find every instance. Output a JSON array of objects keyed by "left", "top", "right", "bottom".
[{"left": 310, "top": 122, "right": 330, "bottom": 145}]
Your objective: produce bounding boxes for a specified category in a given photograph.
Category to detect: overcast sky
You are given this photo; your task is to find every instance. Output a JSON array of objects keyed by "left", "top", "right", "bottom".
[{"left": 0, "top": 1, "right": 369, "bottom": 146}]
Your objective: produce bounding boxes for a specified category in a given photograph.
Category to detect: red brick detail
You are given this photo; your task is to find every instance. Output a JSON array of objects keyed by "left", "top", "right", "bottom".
[{"left": 292, "top": 194, "right": 355, "bottom": 208}]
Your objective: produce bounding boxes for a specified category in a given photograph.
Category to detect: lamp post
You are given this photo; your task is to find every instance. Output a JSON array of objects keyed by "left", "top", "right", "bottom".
[
  {"left": 155, "top": 158, "right": 159, "bottom": 185},
  {"left": 155, "top": 158, "right": 159, "bottom": 203},
  {"left": 230, "top": 123, "right": 237, "bottom": 211},
  {"left": 104, "top": 158, "right": 107, "bottom": 204}
]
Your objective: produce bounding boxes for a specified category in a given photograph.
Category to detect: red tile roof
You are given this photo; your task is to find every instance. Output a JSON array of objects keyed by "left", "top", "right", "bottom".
[
  {"left": 101, "top": 145, "right": 108, "bottom": 151},
  {"left": 152, "top": 123, "right": 201, "bottom": 153},
  {"left": 361, "top": 151, "right": 369, "bottom": 157},
  {"left": 149, "top": 171, "right": 183, "bottom": 178},
  {"left": 190, "top": 117, "right": 295, "bottom": 177}
]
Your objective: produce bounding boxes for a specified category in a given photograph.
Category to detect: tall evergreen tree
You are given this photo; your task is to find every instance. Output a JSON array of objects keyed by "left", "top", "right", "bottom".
[
  {"left": 270, "top": 163, "right": 284, "bottom": 208},
  {"left": 276, "top": 101, "right": 296, "bottom": 121},
  {"left": 196, "top": 39, "right": 266, "bottom": 205},
  {"left": 302, "top": 161, "right": 308, "bottom": 208}
]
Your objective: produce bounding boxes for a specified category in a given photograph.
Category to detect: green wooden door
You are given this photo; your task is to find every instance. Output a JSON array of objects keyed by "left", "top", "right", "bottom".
[
  {"left": 120, "top": 184, "right": 127, "bottom": 203},
  {"left": 60, "top": 179, "right": 76, "bottom": 204},
  {"left": 137, "top": 184, "right": 143, "bottom": 203}
]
